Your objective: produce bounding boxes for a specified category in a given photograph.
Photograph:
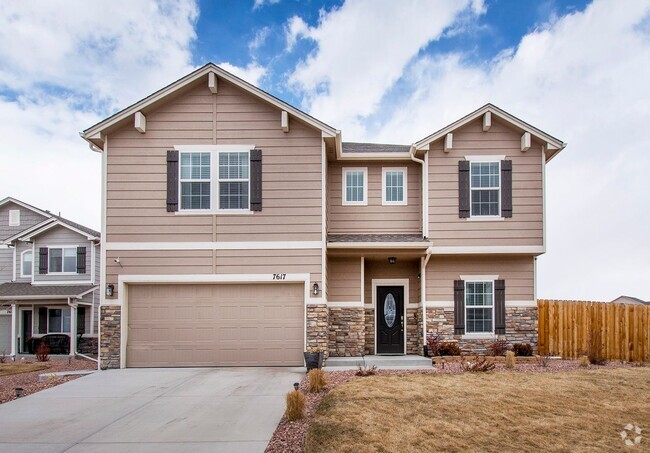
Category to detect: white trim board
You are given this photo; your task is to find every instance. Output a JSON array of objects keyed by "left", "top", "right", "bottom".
[
  {"left": 328, "top": 301, "right": 364, "bottom": 307},
  {"left": 428, "top": 246, "right": 544, "bottom": 255},
  {"left": 106, "top": 241, "right": 323, "bottom": 251},
  {"left": 425, "top": 300, "right": 538, "bottom": 308}
]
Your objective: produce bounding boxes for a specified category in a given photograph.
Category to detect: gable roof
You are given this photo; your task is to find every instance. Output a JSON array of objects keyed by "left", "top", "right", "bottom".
[
  {"left": 611, "top": 295, "right": 649, "bottom": 305},
  {"left": 413, "top": 103, "right": 567, "bottom": 161},
  {"left": 81, "top": 63, "right": 340, "bottom": 151},
  {"left": 0, "top": 197, "right": 52, "bottom": 219}
]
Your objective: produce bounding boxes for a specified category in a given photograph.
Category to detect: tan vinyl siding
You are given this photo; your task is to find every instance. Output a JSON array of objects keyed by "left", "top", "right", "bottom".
[
  {"left": 364, "top": 258, "right": 420, "bottom": 306},
  {"left": 328, "top": 256, "right": 361, "bottom": 302},
  {"left": 428, "top": 118, "right": 543, "bottom": 247},
  {"left": 33, "top": 226, "right": 93, "bottom": 282},
  {"left": 328, "top": 161, "right": 422, "bottom": 234},
  {"left": 0, "top": 202, "right": 48, "bottom": 241},
  {"left": 425, "top": 255, "right": 534, "bottom": 301}
]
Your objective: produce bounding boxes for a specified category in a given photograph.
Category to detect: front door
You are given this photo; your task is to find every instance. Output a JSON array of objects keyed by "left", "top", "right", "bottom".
[
  {"left": 377, "top": 286, "right": 404, "bottom": 354},
  {"left": 21, "top": 310, "right": 32, "bottom": 353}
]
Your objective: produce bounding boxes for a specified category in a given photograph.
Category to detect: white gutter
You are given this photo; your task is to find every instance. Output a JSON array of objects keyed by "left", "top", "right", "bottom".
[{"left": 409, "top": 145, "right": 429, "bottom": 238}]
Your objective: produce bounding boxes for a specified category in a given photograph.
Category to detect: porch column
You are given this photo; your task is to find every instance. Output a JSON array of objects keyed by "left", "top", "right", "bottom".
[
  {"left": 10, "top": 303, "right": 17, "bottom": 357},
  {"left": 69, "top": 303, "right": 77, "bottom": 357}
]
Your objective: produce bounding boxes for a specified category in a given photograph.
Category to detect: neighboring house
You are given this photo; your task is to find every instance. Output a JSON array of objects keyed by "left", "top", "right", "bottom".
[
  {"left": 81, "top": 63, "right": 566, "bottom": 369},
  {"left": 0, "top": 197, "right": 101, "bottom": 357},
  {"left": 611, "top": 296, "right": 649, "bottom": 305}
]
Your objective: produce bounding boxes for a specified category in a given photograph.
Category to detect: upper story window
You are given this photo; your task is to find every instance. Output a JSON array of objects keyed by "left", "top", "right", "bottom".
[
  {"left": 465, "top": 281, "right": 494, "bottom": 334},
  {"left": 180, "top": 152, "right": 211, "bottom": 210},
  {"left": 21, "top": 250, "right": 32, "bottom": 277},
  {"left": 49, "top": 247, "right": 77, "bottom": 273},
  {"left": 9, "top": 209, "right": 20, "bottom": 226},
  {"left": 470, "top": 161, "right": 500, "bottom": 216},
  {"left": 218, "top": 152, "right": 249, "bottom": 210},
  {"left": 382, "top": 167, "right": 407, "bottom": 206},
  {"left": 342, "top": 168, "right": 367, "bottom": 206}
]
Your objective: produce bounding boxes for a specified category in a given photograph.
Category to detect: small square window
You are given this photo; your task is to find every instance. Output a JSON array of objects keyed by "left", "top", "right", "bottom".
[
  {"left": 343, "top": 168, "right": 367, "bottom": 205},
  {"left": 9, "top": 209, "right": 20, "bottom": 226}
]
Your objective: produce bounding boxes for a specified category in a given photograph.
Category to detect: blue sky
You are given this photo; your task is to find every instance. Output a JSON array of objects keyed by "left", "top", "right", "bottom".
[{"left": 0, "top": 0, "right": 648, "bottom": 300}]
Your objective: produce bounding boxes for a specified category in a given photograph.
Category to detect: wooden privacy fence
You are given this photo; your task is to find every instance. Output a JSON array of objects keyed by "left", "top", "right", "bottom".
[{"left": 538, "top": 299, "right": 650, "bottom": 362}]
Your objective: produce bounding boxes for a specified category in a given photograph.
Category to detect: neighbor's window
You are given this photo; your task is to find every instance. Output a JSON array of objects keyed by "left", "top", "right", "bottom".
[
  {"left": 9, "top": 209, "right": 20, "bottom": 226},
  {"left": 21, "top": 251, "right": 32, "bottom": 277},
  {"left": 470, "top": 162, "right": 500, "bottom": 216},
  {"left": 218, "top": 152, "right": 249, "bottom": 210},
  {"left": 465, "top": 281, "right": 494, "bottom": 334},
  {"left": 49, "top": 247, "right": 76, "bottom": 273},
  {"left": 180, "top": 152, "right": 211, "bottom": 210},
  {"left": 383, "top": 167, "right": 407, "bottom": 205},
  {"left": 343, "top": 168, "right": 367, "bottom": 205},
  {"left": 48, "top": 308, "right": 71, "bottom": 333}
]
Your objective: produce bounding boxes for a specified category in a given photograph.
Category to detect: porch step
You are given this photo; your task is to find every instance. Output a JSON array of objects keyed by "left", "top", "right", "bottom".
[{"left": 325, "top": 354, "right": 432, "bottom": 368}]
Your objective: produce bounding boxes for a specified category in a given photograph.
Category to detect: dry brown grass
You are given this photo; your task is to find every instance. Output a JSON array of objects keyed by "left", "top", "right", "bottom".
[
  {"left": 505, "top": 350, "right": 516, "bottom": 369},
  {"left": 308, "top": 369, "right": 327, "bottom": 393},
  {"left": 0, "top": 363, "right": 49, "bottom": 377},
  {"left": 305, "top": 368, "right": 650, "bottom": 452},
  {"left": 286, "top": 390, "right": 306, "bottom": 421}
]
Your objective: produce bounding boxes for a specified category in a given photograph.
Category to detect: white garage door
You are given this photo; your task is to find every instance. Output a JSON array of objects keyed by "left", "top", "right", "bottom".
[{"left": 126, "top": 283, "right": 304, "bottom": 367}]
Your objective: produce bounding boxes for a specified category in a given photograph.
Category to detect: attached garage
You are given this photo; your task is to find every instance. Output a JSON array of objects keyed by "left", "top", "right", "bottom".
[{"left": 125, "top": 283, "right": 304, "bottom": 367}]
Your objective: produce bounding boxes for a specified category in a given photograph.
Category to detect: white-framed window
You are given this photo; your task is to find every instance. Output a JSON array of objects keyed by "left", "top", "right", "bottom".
[
  {"left": 382, "top": 167, "right": 407, "bottom": 205},
  {"left": 49, "top": 247, "right": 77, "bottom": 274},
  {"left": 21, "top": 250, "right": 32, "bottom": 277},
  {"left": 465, "top": 281, "right": 494, "bottom": 334},
  {"left": 342, "top": 167, "right": 368, "bottom": 206},
  {"left": 178, "top": 146, "right": 252, "bottom": 213},
  {"left": 9, "top": 209, "right": 20, "bottom": 226},
  {"left": 180, "top": 152, "right": 211, "bottom": 210},
  {"left": 470, "top": 161, "right": 500, "bottom": 217},
  {"left": 48, "top": 307, "right": 71, "bottom": 333}
]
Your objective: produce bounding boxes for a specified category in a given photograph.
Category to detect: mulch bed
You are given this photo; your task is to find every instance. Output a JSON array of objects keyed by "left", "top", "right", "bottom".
[
  {"left": 265, "top": 359, "right": 641, "bottom": 453},
  {"left": 0, "top": 357, "right": 96, "bottom": 404}
]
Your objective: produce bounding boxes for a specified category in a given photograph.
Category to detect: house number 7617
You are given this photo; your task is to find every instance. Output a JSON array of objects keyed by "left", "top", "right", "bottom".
[{"left": 272, "top": 274, "right": 287, "bottom": 280}]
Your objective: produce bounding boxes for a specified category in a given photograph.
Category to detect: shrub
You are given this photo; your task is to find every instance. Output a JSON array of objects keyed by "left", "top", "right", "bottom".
[
  {"left": 307, "top": 369, "right": 326, "bottom": 393},
  {"left": 535, "top": 354, "right": 550, "bottom": 368},
  {"left": 487, "top": 339, "right": 510, "bottom": 356},
  {"left": 426, "top": 333, "right": 443, "bottom": 356},
  {"left": 580, "top": 355, "right": 590, "bottom": 367},
  {"left": 587, "top": 336, "right": 607, "bottom": 366},
  {"left": 0, "top": 350, "right": 6, "bottom": 364},
  {"left": 36, "top": 342, "right": 50, "bottom": 362},
  {"left": 356, "top": 363, "right": 377, "bottom": 377},
  {"left": 438, "top": 342, "right": 462, "bottom": 356},
  {"left": 285, "top": 390, "right": 305, "bottom": 421},
  {"left": 461, "top": 355, "right": 495, "bottom": 372},
  {"left": 512, "top": 343, "right": 533, "bottom": 357},
  {"left": 505, "top": 351, "right": 516, "bottom": 369}
]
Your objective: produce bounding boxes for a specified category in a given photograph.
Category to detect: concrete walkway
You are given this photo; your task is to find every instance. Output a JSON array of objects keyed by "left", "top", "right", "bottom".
[{"left": 0, "top": 367, "right": 303, "bottom": 453}]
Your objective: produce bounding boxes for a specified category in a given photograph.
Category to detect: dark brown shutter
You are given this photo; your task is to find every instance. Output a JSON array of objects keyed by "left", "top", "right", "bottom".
[
  {"left": 77, "top": 306, "right": 86, "bottom": 335},
  {"left": 458, "top": 160, "right": 470, "bottom": 218},
  {"left": 495, "top": 279, "right": 506, "bottom": 334},
  {"left": 76, "top": 247, "right": 86, "bottom": 274},
  {"left": 501, "top": 160, "right": 512, "bottom": 218},
  {"left": 166, "top": 150, "right": 179, "bottom": 212},
  {"left": 453, "top": 280, "right": 465, "bottom": 335},
  {"left": 38, "top": 307, "right": 47, "bottom": 334},
  {"left": 39, "top": 247, "right": 48, "bottom": 274},
  {"left": 250, "top": 149, "right": 262, "bottom": 211}
]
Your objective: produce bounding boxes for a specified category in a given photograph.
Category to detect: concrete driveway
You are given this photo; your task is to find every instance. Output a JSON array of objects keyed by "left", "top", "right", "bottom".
[{"left": 0, "top": 367, "right": 303, "bottom": 452}]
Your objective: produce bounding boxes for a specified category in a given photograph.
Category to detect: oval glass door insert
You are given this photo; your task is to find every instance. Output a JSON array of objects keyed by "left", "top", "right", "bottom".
[{"left": 384, "top": 293, "right": 396, "bottom": 328}]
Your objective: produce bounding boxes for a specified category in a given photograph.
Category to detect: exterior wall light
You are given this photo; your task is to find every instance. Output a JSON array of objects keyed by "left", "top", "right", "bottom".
[
  {"left": 106, "top": 284, "right": 114, "bottom": 297},
  {"left": 388, "top": 257, "right": 397, "bottom": 265},
  {"left": 313, "top": 283, "right": 319, "bottom": 295}
]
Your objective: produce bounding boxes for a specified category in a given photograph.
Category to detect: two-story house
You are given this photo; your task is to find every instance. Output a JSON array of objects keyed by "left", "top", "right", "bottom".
[
  {"left": 0, "top": 197, "right": 101, "bottom": 357},
  {"left": 81, "top": 64, "right": 565, "bottom": 369}
]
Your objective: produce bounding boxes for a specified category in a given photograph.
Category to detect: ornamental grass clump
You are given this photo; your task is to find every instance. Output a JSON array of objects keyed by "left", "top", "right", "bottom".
[
  {"left": 35, "top": 343, "right": 50, "bottom": 362},
  {"left": 461, "top": 355, "right": 495, "bottom": 372},
  {"left": 285, "top": 390, "right": 305, "bottom": 421},
  {"left": 307, "top": 369, "right": 326, "bottom": 393},
  {"left": 580, "top": 355, "right": 590, "bottom": 367},
  {"left": 505, "top": 350, "right": 516, "bottom": 369}
]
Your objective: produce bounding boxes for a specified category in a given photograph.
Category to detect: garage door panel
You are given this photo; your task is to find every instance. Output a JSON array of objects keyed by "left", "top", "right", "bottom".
[{"left": 126, "top": 283, "right": 304, "bottom": 367}]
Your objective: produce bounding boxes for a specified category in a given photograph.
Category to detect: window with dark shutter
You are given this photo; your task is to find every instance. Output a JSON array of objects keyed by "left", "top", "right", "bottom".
[
  {"left": 495, "top": 279, "right": 506, "bottom": 334},
  {"left": 453, "top": 280, "right": 465, "bottom": 335},
  {"left": 166, "top": 150, "right": 179, "bottom": 212},
  {"left": 38, "top": 307, "right": 47, "bottom": 334},
  {"left": 250, "top": 149, "right": 262, "bottom": 211},
  {"left": 77, "top": 247, "right": 86, "bottom": 274},
  {"left": 458, "top": 161, "right": 470, "bottom": 218},
  {"left": 39, "top": 248, "right": 48, "bottom": 274},
  {"left": 501, "top": 160, "right": 512, "bottom": 218}
]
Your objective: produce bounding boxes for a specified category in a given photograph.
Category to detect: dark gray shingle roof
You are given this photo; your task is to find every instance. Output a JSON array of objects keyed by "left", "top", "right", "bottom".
[
  {"left": 0, "top": 283, "right": 97, "bottom": 300},
  {"left": 328, "top": 234, "right": 428, "bottom": 243},
  {"left": 52, "top": 215, "right": 101, "bottom": 238},
  {"left": 342, "top": 142, "right": 410, "bottom": 153}
]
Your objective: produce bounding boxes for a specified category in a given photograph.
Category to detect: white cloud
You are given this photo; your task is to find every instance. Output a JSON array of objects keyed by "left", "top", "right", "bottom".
[
  {"left": 253, "top": 0, "right": 280, "bottom": 11},
  {"left": 249, "top": 26, "right": 271, "bottom": 51},
  {"left": 286, "top": 0, "right": 484, "bottom": 135},
  {"left": 217, "top": 62, "right": 267, "bottom": 86},
  {"left": 285, "top": 16, "right": 310, "bottom": 51}
]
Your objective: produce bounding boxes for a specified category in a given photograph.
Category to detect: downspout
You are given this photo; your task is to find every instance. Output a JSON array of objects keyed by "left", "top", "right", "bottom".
[
  {"left": 421, "top": 246, "right": 434, "bottom": 351},
  {"left": 409, "top": 145, "right": 426, "bottom": 238}
]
